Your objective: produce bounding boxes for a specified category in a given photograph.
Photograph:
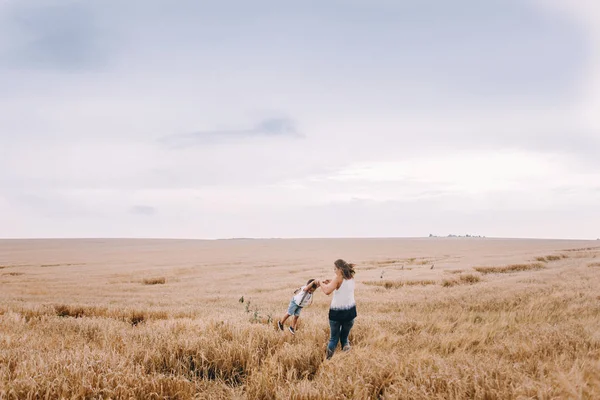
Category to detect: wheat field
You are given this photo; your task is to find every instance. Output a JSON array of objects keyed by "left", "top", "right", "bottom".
[{"left": 1, "top": 238, "right": 599, "bottom": 399}]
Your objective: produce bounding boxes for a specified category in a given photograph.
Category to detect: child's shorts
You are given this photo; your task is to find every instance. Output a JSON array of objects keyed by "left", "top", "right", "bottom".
[{"left": 287, "top": 300, "right": 303, "bottom": 316}]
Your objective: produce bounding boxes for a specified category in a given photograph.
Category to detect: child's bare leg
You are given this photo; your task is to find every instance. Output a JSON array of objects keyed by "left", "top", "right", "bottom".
[
  {"left": 280, "top": 313, "right": 290, "bottom": 324},
  {"left": 292, "top": 316, "right": 299, "bottom": 330}
]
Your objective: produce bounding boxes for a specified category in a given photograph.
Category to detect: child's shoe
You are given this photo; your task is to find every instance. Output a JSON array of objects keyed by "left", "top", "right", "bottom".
[
  {"left": 288, "top": 326, "right": 295, "bottom": 335},
  {"left": 277, "top": 321, "right": 284, "bottom": 331}
]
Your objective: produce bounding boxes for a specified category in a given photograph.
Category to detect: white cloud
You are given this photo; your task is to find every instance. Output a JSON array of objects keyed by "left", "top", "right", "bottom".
[
  {"left": 290, "top": 150, "right": 600, "bottom": 209},
  {"left": 328, "top": 151, "right": 556, "bottom": 186},
  {"left": 532, "top": 0, "right": 600, "bottom": 130},
  {"left": 1, "top": 0, "right": 599, "bottom": 239}
]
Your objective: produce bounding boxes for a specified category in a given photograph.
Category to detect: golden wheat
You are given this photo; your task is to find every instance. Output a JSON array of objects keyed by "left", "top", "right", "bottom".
[
  {"left": 588, "top": 262, "right": 600, "bottom": 268},
  {"left": 473, "top": 262, "right": 546, "bottom": 274},
  {"left": 445, "top": 269, "right": 464, "bottom": 274},
  {"left": 536, "top": 254, "right": 568, "bottom": 262},
  {"left": 363, "top": 279, "right": 437, "bottom": 289},
  {"left": 143, "top": 277, "right": 167, "bottom": 285},
  {"left": 441, "top": 274, "right": 482, "bottom": 287},
  {"left": 1, "top": 239, "right": 599, "bottom": 399}
]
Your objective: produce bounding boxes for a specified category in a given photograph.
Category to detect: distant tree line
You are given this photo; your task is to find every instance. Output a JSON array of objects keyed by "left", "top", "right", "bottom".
[{"left": 428, "top": 233, "right": 485, "bottom": 238}]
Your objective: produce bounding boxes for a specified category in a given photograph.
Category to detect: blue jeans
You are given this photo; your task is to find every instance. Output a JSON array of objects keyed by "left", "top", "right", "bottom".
[{"left": 327, "top": 319, "right": 354, "bottom": 358}]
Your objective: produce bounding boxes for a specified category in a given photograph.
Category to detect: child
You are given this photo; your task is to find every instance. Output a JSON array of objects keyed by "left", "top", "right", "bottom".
[{"left": 278, "top": 278, "right": 319, "bottom": 335}]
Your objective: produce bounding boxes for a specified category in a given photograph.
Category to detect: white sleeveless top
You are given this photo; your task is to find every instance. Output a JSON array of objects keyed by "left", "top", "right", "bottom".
[
  {"left": 331, "top": 278, "right": 355, "bottom": 309},
  {"left": 329, "top": 279, "right": 357, "bottom": 321}
]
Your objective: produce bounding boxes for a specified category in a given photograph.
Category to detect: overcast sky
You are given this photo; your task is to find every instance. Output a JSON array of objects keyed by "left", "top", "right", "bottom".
[{"left": 1, "top": 0, "right": 599, "bottom": 239}]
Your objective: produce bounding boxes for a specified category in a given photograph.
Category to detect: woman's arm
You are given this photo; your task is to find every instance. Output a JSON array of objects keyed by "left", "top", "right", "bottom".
[{"left": 320, "top": 275, "right": 342, "bottom": 295}]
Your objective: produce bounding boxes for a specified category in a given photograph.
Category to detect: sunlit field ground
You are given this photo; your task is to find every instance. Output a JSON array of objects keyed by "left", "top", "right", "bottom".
[{"left": 1, "top": 238, "right": 599, "bottom": 399}]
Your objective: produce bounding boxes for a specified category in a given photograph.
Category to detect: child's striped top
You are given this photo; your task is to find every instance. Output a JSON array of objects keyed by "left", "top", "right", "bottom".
[{"left": 293, "top": 286, "right": 313, "bottom": 307}]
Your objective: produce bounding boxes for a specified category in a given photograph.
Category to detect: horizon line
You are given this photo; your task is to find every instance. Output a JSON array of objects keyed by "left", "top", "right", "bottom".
[{"left": 0, "top": 236, "right": 598, "bottom": 241}]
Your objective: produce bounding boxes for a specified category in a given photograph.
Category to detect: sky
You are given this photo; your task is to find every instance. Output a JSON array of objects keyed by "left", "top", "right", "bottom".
[{"left": 1, "top": 0, "right": 599, "bottom": 240}]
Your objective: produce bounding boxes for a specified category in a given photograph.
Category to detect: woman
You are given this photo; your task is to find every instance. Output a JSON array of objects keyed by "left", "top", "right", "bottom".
[{"left": 319, "top": 259, "right": 357, "bottom": 359}]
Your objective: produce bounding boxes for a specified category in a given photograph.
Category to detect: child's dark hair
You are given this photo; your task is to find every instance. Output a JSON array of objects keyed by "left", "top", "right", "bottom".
[{"left": 306, "top": 278, "right": 316, "bottom": 289}]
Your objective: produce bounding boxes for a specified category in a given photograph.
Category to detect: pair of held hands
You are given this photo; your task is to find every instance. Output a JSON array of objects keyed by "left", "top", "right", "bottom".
[{"left": 311, "top": 279, "right": 331, "bottom": 288}]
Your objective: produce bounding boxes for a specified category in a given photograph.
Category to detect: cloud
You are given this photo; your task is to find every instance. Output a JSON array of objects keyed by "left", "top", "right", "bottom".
[
  {"left": 0, "top": 2, "right": 110, "bottom": 71},
  {"left": 532, "top": 0, "right": 600, "bottom": 130},
  {"left": 3, "top": 190, "right": 94, "bottom": 219},
  {"left": 130, "top": 205, "right": 156, "bottom": 216},
  {"left": 159, "top": 117, "right": 302, "bottom": 148},
  {"left": 0, "top": 0, "right": 598, "bottom": 239}
]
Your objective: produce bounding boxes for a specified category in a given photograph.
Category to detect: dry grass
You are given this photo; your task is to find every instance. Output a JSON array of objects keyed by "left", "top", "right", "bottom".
[
  {"left": 1, "top": 238, "right": 600, "bottom": 399},
  {"left": 40, "top": 263, "right": 80, "bottom": 267},
  {"left": 441, "top": 274, "right": 482, "bottom": 287},
  {"left": 375, "top": 259, "right": 401, "bottom": 265},
  {"left": 48, "top": 304, "right": 170, "bottom": 324},
  {"left": 359, "top": 265, "right": 378, "bottom": 270},
  {"left": 535, "top": 254, "right": 568, "bottom": 262},
  {"left": 473, "top": 263, "right": 545, "bottom": 274},
  {"left": 416, "top": 259, "right": 435, "bottom": 265},
  {"left": 589, "top": 262, "right": 600, "bottom": 268},
  {"left": 458, "top": 273, "right": 481, "bottom": 284},
  {"left": 364, "top": 279, "right": 437, "bottom": 289},
  {"left": 0, "top": 264, "right": 32, "bottom": 269},
  {"left": 143, "top": 277, "right": 166, "bottom": 285},
  {"left": 445, "top": 269, "right": 465, "bottom": 274},
  {"left": 563, "top": 246, "right": 600, "bottom": 252},
  {"left": 54, "top": 304, "right": 87, "bottom": 318}
]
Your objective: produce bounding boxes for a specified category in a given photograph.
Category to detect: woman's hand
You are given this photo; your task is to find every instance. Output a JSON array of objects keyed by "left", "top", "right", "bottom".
[{"left": 320, "top": 276, "right": 340, "bottom": 295}]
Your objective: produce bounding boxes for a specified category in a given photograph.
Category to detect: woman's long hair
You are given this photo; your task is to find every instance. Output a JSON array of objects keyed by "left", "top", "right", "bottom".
[{"left": 334, "top": 259, "right": 356, "bottom": 280}]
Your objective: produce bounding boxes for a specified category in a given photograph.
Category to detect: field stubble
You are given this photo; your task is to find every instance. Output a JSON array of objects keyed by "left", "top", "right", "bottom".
[{"left": 1, "top": 239, "right": 600, "bottom": 399}]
